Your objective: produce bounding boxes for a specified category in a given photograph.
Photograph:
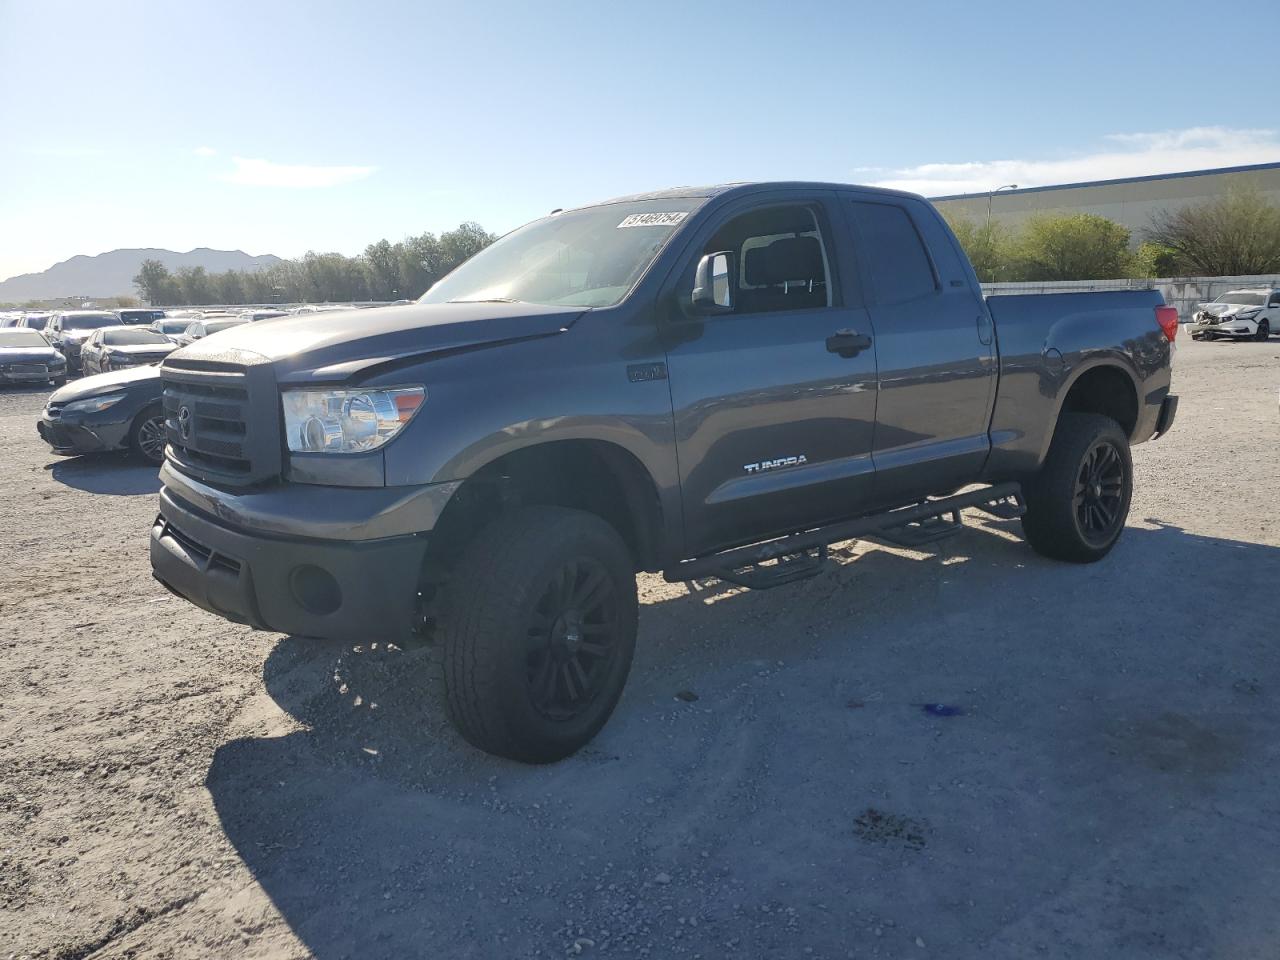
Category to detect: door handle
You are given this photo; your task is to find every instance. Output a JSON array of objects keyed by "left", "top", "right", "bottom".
[{"left": 825, "top": 329, "right": 872, "bottom": 358}]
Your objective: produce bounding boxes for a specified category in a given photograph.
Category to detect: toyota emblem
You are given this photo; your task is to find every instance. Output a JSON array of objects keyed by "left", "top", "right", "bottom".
[{"left": 177, "top": 405, "right": 192, "bottom": 441}]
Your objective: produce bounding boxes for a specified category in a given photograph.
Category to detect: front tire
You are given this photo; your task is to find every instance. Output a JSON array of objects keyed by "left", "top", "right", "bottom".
[
  {"left": 438, "top": 506, "right": 639, "bottom": 763},
  {"left": 1021, "top": 413, "right": 1132, "bottom": 563},
  {"left": 129, "top": 405, "right": 167, "bottom": 465},
  {"left": 1256, "top": 320, "right": 1271, "bottom": 342}
]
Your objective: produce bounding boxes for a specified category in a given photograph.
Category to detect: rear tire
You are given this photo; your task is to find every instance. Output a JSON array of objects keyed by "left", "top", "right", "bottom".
[
  {"left": 1021, "top": 413, "right": 1132, "bottom": 563},
  {"left": 129, "top": 404, "right": 167, "bottom": 465},
  {"left": 438, "top": 506, "right": 638, "bottom": 763},
  {"left": 1256, "top": 319, "right": 1271, "bottom": 342}
]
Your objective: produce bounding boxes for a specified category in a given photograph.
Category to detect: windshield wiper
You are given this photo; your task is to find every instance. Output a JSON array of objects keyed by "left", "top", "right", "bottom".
[{"left": 446, "top": 297, "right": 523, "bottom": 304}]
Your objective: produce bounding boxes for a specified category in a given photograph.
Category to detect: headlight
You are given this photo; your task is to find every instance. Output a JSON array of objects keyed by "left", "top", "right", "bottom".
[
  {"left": 64, "top": 393, "right": 126, "bottom": 414},
  {"left": 282, "top": 386, "right": 425, "bottom": 454},
  {"left": 1237, "top": 309, "right": 1260, "bottom": 319}
]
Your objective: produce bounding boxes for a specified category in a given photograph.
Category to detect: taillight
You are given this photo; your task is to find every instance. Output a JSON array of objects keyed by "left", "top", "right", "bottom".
[{"left": 1155, "top": 305, "right": 1179, "bottom": 342}]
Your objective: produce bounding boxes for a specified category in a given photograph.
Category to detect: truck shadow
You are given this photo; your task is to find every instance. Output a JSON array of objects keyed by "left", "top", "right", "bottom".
[
  {"left": 206, "top": 519, "right": 1280, "bottom": 958},
  {"left": 46, "top": 455, "right": 161, "bottom": 495}
]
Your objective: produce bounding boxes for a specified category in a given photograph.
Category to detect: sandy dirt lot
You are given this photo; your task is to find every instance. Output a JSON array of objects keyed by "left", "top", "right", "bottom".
[{"left": 2, "top": 338, "right": 1279, "bottom": 960}]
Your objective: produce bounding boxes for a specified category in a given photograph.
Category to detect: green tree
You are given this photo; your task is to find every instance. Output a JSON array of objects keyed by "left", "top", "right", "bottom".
[
  {"left": 174, "top": 265, "right": 216, "bottom": 305},
  {"left": 1132, "top": 241, "right": 1180, "bottom": 278},
  {"left": 1145, "top": 184, "right": 1280, "bottom": 276},
  {"left": 363, "top": 239, "right": 402, "bottom": 300},
  {"left": 943, "top": 215, "right": 1010, "bottom": 282},
  {"left": 1006, "top": 213, "right": 1133, "bottom": 281},
  {"left": 134, "top": 259, "right": 177, "bottom": 304}
]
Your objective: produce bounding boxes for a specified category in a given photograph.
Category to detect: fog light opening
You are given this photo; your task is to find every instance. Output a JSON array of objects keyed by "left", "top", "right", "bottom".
[{"left": 290, "top": 564, "right": 342, "bottom": 616}]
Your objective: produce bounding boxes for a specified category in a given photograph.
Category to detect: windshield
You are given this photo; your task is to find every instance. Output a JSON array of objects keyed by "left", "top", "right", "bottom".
[
  {"left": 1212, "top": 292, "right": 1265, "bottom": 306},
  {"left": 104, "top": 329, "right": 171, "bottom": 346},
  {"left": 22, "top": 315, "right": 50, "bottom": 330},
  {"left": 421, "top": 199, "right": 703, "bottom": 308},
  {"left": 204, "top": 319, "right": 247, "bottom": 334},
  {"left": 0, "top": 330, "right": 49, "bottom": 348},
  {"left": 155, "top": 320, "right": 191, "bottom": 333},
  {"left": 63, "top": 313, "right": 122, "bottom": 330}
]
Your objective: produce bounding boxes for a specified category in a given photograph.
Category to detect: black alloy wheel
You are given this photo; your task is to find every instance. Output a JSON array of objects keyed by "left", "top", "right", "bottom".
[
  {"left": 525, "top": 558, "right": 621, "bottom": 721},
  {"left": 1074, "top": 439, "right": 1126, "bottom": 546}
]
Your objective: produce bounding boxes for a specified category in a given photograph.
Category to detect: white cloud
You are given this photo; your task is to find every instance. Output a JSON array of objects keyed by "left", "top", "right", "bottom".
[
  {"left": 219, "top": 156, "right": 376, "bottom": 189},
  {"left": 193, "top": 146, "right": 217, "bottom": 157},
  {"left": 866, "top": 127, "right": 1280, "bottom": 197}
]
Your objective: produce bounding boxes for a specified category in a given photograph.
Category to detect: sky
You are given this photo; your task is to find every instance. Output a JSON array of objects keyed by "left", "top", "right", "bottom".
[{"left": 1, "top": 0, "right": 1278, "bottom": 281}]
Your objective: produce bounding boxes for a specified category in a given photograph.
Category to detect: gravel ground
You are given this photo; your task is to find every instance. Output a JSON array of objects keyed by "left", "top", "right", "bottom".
[{"left": 2, "top": 338, "right": 1279, "bottom": 960}]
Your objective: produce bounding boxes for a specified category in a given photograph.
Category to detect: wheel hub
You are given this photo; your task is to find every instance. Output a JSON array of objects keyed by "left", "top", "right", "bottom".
[{"left": 551, "top": 610, "right": 584, "bottom": 657}]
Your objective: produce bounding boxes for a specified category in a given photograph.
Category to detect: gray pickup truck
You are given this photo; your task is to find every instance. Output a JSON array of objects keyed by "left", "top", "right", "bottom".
[{"left": 150, "top": 182, "right": 1179, "bottom": 762}]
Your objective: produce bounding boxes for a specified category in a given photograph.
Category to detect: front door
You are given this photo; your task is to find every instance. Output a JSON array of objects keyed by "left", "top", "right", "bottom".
[{"left": 664, "top": 196, "right": 879, "bottom": 557}]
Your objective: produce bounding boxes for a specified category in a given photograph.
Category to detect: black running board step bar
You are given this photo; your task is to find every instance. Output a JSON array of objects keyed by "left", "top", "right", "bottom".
[
  {"left": 874, "top": 509, "right": 964, "bottom": 548},
  {"left": 716, "top": 544, "right": 828, "bottom": 590},
  {"left": 664, "top": 482, "right": 1023, "bottom": 586}
]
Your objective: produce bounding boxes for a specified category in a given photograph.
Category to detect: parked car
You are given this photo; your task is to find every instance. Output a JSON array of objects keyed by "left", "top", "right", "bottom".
[
  {"left": 0, "top": 312, "right": 23, "bottom": 328},
  {"left": 151, "top": 318, "right": 197, "bottom": 340},
  {"left": 116, "top": 308, "right": 166, "bottom": 326},
  {"left": 150, "top": 181, "right": 1178, "bottom": 763},
  {"left": 173, "top": 316, "right": 248, "bottom": 346},
  {"left": 79, "top": 326, "right": 176, "bottom": 375},
  {"left": 0, "top": 328, "right": 68, "bottom": 386},
  {"left": 1188, "top": 289, "right": 1279, "bottom": 341},
  {"left": 46, "top": 311, "right": 130, "bottom": 374},
  {"left": 17, "top": 312, "right": 52, "bottom": 332},
  {"left": 38, "top": 365, "right": 167, "bottom": 464}
]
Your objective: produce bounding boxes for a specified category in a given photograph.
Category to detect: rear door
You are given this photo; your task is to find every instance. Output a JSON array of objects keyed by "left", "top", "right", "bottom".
[
  {"left": 843, "top": 195, "right": 996, "bottom": 500},
  {"left": 663, "top": 193, "right": 879, "bottom": 557}
]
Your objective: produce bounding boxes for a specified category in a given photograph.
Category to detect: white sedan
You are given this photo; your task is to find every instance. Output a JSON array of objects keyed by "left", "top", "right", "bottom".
[{"left": 1188, "top": 289, "right": 1279, "bottom": 341}]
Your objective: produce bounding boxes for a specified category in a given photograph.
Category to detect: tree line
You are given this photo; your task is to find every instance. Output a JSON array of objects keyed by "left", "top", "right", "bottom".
[
  {"left": 133, "top": 222, "right": 495, "bottom": 306},
  {"left": 944, "top": 185, "right": 1280, "bottom": 283}
]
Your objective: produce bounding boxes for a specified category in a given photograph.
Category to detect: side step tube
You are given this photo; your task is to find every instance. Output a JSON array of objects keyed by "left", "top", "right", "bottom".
[{"left": 664, "top": 482, "right": 1024, "bottom": 587}]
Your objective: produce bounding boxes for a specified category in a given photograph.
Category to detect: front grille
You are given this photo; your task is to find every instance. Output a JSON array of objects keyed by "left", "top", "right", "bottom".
[{"left": 161, "top": 352, "right": 281, "bottom": 486}]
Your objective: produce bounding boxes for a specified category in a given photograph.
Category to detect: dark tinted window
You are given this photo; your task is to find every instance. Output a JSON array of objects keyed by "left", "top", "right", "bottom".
[
  {"left": 104, "top": 329, "right": 170, "bottom": 346},
  {"left": 21, "top": 315, "right": 50, "bottom": 330},
  {"left": 849, "top": 201, "right": 937, "bottom": 304}
]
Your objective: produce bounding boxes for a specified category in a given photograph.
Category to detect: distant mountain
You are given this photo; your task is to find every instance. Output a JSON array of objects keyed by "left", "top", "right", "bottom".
[{"left": 0, "top": 248, "right": 283, "bottom": 301}]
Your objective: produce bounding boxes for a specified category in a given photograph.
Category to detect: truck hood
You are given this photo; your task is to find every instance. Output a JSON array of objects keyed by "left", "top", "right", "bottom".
[{"left": 167, "top": 301, "right": 585, "bottom": 382}]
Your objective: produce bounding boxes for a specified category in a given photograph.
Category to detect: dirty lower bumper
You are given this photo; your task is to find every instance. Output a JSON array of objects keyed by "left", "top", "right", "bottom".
[{"left": 150, "top": 483, "right": 439, "bottom": 641}]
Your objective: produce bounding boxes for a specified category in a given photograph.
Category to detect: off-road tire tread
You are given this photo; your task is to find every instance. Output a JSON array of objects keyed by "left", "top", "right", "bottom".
[
  {"left": 438, "top": 506, "right": 637, "bottom": 763},
  {"left": 1021, "top": 413, "right": 1131, "bottom": 564}
]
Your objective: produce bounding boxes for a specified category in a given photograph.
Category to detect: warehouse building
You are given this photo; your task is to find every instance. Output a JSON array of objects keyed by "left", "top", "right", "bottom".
[{"left": 930, "top": 161, "right": 1280, "bottom": 242}]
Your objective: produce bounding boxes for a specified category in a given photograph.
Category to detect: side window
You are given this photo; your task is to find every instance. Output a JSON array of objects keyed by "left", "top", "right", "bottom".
[
  {"left": 1269, "top": 292, "right": 1280, "bottom": 308},
  {"left": 702, "top": 204, "right": 835, "bottom": 315},
  {"left": 849, "top": 201, "right": 938, "bottom": 304}
]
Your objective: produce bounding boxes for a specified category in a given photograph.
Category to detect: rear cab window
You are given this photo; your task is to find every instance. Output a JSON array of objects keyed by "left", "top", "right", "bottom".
[{"left": 847, "top": 201, "right": 938, "bottom": 304}]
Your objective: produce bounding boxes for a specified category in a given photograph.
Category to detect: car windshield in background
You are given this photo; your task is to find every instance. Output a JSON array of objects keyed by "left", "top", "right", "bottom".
[
  {"left": 420, "top": 199, "right": 704, "bottom": 308},
  {"left": 156, "top": 320, "right": 191, "bottom": 333},
  {"left": 0, "top": 330, "right": 48, "bottom": 348},
  {"left": 204, "top": 319, "right": 247, "bottom": 334},
  {"left": 1213, "top": 292, "right": 1266, "bottom": 306},
  {"left": 64, "top": 314, "right": 123, "bottom": 330},
  {"left": 104, "top": 329, "right": 171, "bottom": 346},
  {"left": 23, "top": 315, "right": 51, "bottom": 330}
]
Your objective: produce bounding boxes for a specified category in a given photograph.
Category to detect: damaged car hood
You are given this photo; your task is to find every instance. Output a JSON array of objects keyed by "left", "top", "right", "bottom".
[{"left": 167, "top": 301, "right": 585, "bottom": 382}]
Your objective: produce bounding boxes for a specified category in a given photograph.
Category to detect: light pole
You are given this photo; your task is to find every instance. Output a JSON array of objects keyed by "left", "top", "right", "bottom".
[{"left": 986, "top": 183, "right": 1018, "bottom": 232}]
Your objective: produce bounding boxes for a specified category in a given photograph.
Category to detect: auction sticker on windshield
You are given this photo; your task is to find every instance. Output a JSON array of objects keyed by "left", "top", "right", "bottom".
[{"left": 617, "top": 212, "right": 688, "bottom": 228}]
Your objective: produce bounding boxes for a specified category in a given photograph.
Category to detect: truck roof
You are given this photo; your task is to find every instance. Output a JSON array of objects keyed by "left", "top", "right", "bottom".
[{"left": 576, "top": 181, "right": 921, "bottom": 211}]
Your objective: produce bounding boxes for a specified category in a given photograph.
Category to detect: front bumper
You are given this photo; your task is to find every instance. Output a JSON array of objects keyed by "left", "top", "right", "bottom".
[
  {"left": 1189, "top": 318, "right": 1256, "bottom": 337},
  {"left": 1, "top": 364, "right": 63, "bottom": 383},
  {"left": 150, "top": 467, "right": 460, "bottom": 641},
  {"left": 37, "top": 411, "right": 132, "bottom": 455}
]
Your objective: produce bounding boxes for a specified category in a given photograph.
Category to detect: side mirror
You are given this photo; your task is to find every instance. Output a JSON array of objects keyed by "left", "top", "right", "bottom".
[{"left": 691, "top": 251, "right": 735, "bottom": 314}]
